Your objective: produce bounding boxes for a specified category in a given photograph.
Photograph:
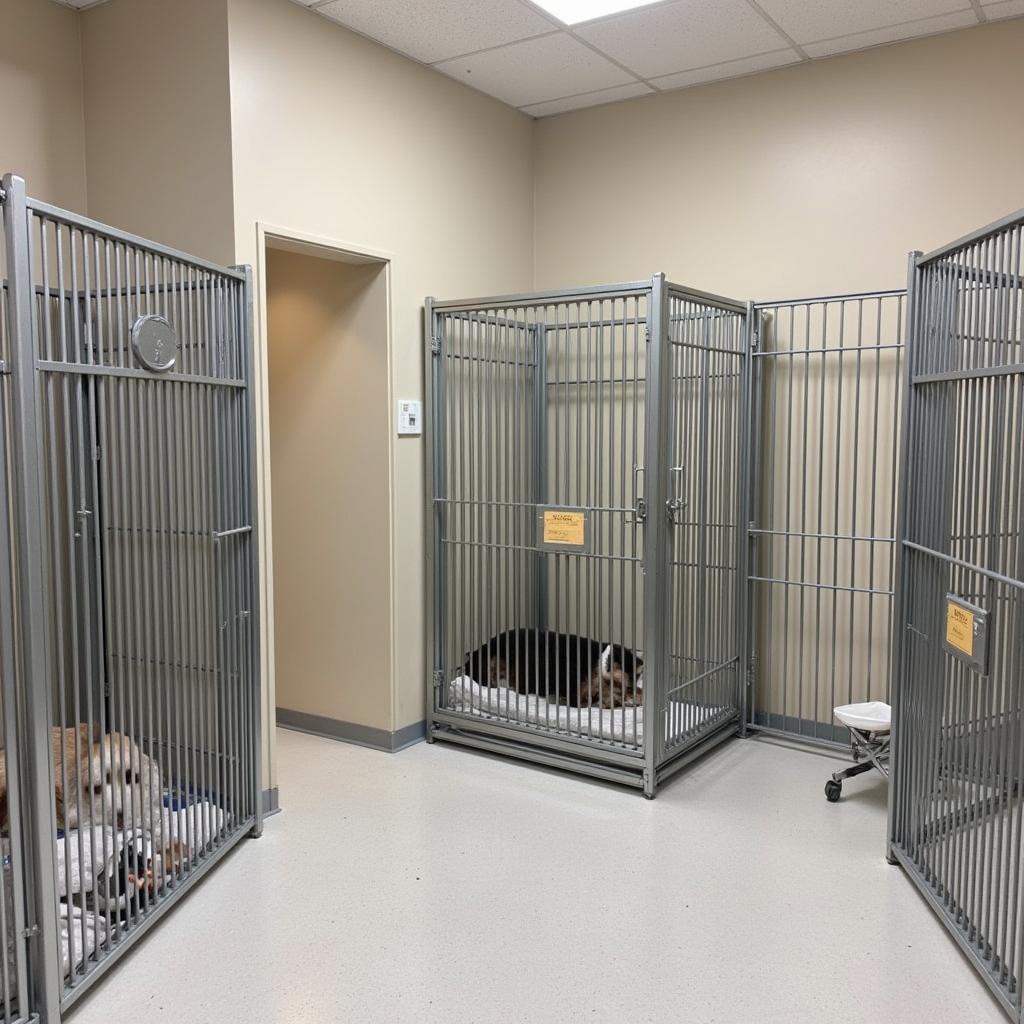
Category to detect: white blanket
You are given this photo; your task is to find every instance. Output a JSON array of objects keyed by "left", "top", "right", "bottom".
[
  {"left": 0, "top": 800, "right": 230, "bottom": 988},
  {"left": 447, "top": 675, "right": 644, "bottom": 743},
  {"left": 162, "top": 800, "right": 227, "bottom": 855},
  {"left": 61, "top": 902, "right": 107, "bottom": 979},
  {"left": 55, "top": 798, "right": 226, "bottom": 909},
  {"left": 446, "top": 675, "right": 730, "bottom": 746},
  {"left": 57, "top": 827, "right": 149, "bottom": 899}
]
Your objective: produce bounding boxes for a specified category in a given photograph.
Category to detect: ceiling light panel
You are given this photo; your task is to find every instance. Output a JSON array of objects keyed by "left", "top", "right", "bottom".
[
  {"left": 577, "top": 0, "right": 787, "bottom": 79},
  {"left": 531, "top": 0, "right": 662, "bottom": 25},
  {"left": 317, "top": 0, "right": 554, "bottom": 64}
]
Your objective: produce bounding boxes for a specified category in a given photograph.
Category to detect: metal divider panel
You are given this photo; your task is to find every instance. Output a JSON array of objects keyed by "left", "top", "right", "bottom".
[
  {"left": 10, "top": 201, "right": 259, "bottom": 1006},
  {"left": 0, "top": 240, "right": 35, "bottom": 1023},
  {"left": 891, "top": 213, "right": 1024, "bottom": 1019},
  {"left": 748, "top": 291, "right": 906, "bottom": 746},
  {"left": 432, "top": 293, "right": 649, "bottom": 752},
  {"left": 663, "top": 293, "right": 745, "bottom": 754}
]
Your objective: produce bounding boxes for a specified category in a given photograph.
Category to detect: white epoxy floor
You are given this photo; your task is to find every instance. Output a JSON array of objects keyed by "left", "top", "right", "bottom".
[{"left": 69, "top": 728, "right": 1006, "bottom": 1024}]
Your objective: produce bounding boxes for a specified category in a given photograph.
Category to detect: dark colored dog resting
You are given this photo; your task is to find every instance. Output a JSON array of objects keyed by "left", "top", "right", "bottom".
[{"left": 464, "top": 629, "right": 643, "bottom": 709}]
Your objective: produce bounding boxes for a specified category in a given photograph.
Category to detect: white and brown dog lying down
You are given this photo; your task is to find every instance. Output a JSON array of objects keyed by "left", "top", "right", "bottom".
[
  {"left": 464, "top": 629, "right": 643, "bottom": 709},
  {"left": 0, "top": 725, "right": 183, "bottom": 888}
]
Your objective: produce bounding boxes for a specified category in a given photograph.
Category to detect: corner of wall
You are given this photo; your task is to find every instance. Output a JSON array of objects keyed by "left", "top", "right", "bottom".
[
  {"left": 73, "top": 8, "right": 89, "bottom": 215},
  {"left": 78, "top": 0, "right": 236, "bottom": 266},
  {"left": 529, "top": 110, "right": 540, "bottom": 291}
]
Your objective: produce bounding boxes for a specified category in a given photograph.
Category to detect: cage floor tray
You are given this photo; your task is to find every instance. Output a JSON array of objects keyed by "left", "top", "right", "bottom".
[
  {"left": 834, "top": 701, "right": 891, "bottom": 734},
  {"left": 446, "top": 675, "right": 729, "bottom": 747}
]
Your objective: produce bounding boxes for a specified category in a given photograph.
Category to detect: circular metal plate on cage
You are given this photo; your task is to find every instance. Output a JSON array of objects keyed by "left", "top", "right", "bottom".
[{"left": 131, "top": 315, "right": 178, "bottom": 373}]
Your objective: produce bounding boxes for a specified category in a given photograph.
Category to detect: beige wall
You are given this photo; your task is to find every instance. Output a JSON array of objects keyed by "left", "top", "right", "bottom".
[
  {"left": 266, "top": 247, "right": 392, "bottom": 730},
  {"left": 534, "top": 20, "right": 1024, "bottom": 299},
  {"left": 227, "top": 0, "right": 536, "bottom": 760},
  {"left": 533, "top": 21, "right": 1024, "bottom": 732},
  {"left": 10, "top": 0, "right": 1023, "bottom": 775},
  {"left": 80, "top": 0, "right": 235, "bottom": 265},
  {"left": 0, "top": 0, "right": 87, "bottom": 209}
]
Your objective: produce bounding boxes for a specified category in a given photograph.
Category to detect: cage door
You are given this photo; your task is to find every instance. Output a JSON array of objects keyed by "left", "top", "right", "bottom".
[{"left": 661, "top": 292, "right": 746, "bottom": 759}]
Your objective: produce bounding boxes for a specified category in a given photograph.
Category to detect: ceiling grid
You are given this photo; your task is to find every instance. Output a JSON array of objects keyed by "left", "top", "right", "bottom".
[{"left": 52, "top": 0, "right": 1022, "bottom": 116}]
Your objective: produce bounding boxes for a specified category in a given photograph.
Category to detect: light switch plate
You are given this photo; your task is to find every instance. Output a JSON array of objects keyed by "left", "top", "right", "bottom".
[{"left": 397, "top": 400, "right": 422, "bottom": 436}]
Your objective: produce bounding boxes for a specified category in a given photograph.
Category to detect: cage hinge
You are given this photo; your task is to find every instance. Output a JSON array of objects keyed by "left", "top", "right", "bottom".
[
  {"left": 21, "top": 924, "right": 39, "bottom": 940},
  {"left": 430, "top": 335, "right": 442, "bottom": 355},
  {"left": 94, "top": 445, "right": 102, "bottom": 461},
  {"left": 432, "top": 669, "right": 445, "bottom": 690},
  {"left": 635, "top": 498, "right": 647, "bottom": 523},
  {"left": 750, "top": 324, "right": 761, "bottom": 351}
]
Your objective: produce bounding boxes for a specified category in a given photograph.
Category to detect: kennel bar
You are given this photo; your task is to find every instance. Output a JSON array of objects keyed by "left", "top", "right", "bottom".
[
  {"left": 425, "top": 276, "right": 748, "bottom": 796},
  {"left": 0, "top": 174, "right": 261, "bottom": 1022},
  {"left": 888, "top": 210, "right": 1024, "bottom": 1022},
  {"left": 1, "top": 174, "right": 63, "bottom": 1024},
  {"left": 745, "top": 290, "right": 906, "bottom": 748}
]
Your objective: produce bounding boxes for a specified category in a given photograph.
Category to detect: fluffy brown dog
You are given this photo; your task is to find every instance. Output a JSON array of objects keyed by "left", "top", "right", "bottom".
[{"left": 0, "top": 726, "right": 183, "bottom": 882}]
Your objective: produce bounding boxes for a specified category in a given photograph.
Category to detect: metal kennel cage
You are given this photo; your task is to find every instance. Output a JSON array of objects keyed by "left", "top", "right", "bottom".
[
  {"left": 889, "top": 210, "right": 1024, "bottom": 1021},
  {"left": 424, "top": 276, "right": 749, "bottom": 797},
  {"left": 746, "top": 290, "right": 907, "bottom": 747},
  {"left": 0, "top": 174, "right": 261, "bottom": 1022}
]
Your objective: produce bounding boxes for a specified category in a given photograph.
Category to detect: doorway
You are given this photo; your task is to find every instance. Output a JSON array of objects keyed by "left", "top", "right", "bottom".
[{"left": 263, "top": 236, "right": 394, "bottom": 746}]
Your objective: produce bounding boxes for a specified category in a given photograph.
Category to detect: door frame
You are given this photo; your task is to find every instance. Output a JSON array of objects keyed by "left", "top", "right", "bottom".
[{"left": 253, "top": 222, "right": 396, "bottom": 789}]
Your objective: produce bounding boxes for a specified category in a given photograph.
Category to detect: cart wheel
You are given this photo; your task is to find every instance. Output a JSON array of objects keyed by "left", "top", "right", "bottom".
[{"left": 825, "top": 780, "right": 842, "bottom": 803}]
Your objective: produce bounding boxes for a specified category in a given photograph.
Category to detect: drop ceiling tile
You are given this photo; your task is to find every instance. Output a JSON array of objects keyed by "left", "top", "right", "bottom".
[
  {"left": 650, "top": 48, "right": 801, "bottom": 91},
  {"left": 756, "top": 0, "right": 974, "bottom": 45},
  {"left": 434, "top": 32, "right": 636, "bottom": 107},
  {"left": 316, "top": 0, "right": 555, "bottom": 64},
  {"left": 575, "top": 0, "right": 789, "bottom": 79},
  {"left": 983, "top": 0, "right": 1024, "bottom": 19},
  {"left": 804, "top": 9, "right": 979, "bottom": 57},
  {"left": 522, "top": 82, "right": 654, "bottom": 117}
]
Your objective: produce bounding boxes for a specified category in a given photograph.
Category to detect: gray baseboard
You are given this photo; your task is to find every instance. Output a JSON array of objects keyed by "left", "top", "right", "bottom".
[
  {"left": 261, "top": 786, "right": 281, "bottom": 817},
  {"left": 276, "top": 707, "right": 426, "bottom": 753},
  {"left": 753, "top": 711, "right": 850, "bottom": 746}
]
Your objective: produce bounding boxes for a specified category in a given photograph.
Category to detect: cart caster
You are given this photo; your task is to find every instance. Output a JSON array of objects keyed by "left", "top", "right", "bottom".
[{"left": 825, "top": 779, "right": 842, "bottom": 803}]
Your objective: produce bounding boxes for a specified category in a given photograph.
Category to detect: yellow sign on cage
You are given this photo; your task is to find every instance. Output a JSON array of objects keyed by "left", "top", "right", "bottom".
[
  {"left": 946, "top": 601, "right": 975, "bottom": 657},
  {"left": 543, "top": 509, "right": 586, "bottom": 547}
]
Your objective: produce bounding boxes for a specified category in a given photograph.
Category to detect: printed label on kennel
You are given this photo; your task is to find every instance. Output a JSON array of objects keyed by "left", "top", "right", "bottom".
[
  {"left": 538, "top": 507, "right": 588, "bottom": 550},
  {"left": 943, "top": 594, "right": 989, "bottom": 674}
]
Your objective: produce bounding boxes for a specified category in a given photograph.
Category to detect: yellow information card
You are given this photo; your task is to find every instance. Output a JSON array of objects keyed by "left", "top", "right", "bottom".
[
  {"left": 946, "top": 600, "right": 974, "bottom": 657},
  {"left": 543, "top": 509, "right": 586, "bottom": 546}
]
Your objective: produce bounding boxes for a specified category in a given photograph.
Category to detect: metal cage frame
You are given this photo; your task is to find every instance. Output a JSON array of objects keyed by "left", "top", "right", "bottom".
[
  {"left": 745, "top": 289, "right": 907, "bottom": 751},
  {"left": 424, "top": 275, "right": 750, "bottom": 798},
  {"left": 0, "top": 174, "right": 262, "bottom": 1023},
  {"left": 889, "top": 209, "right": 1024, "bottom": 1022}
]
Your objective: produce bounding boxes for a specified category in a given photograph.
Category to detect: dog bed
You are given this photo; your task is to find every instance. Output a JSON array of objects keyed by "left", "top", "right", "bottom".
[
  {"left": 162, "top": 799, "right": 228, "bottom": 855},
  {"left": 446, "top": 675, "right": 729, "bottom": 746},
  {"left": 55, "top": 798, "right": 227, "bottom": 977},
  {"left": 1, "top": 796, "right": 229, "bottom": 996}
]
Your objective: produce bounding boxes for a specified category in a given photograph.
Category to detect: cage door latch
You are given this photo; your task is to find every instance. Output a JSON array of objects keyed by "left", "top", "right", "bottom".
[
  {"left": 74, "top": 506, "right": 93, "bottom": 539},
  {"left": 626, "top": 465, "right": 647, "bottom": 524},
  {"left": 666, "top": 465, "right": 687, "bottom": 524}
]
